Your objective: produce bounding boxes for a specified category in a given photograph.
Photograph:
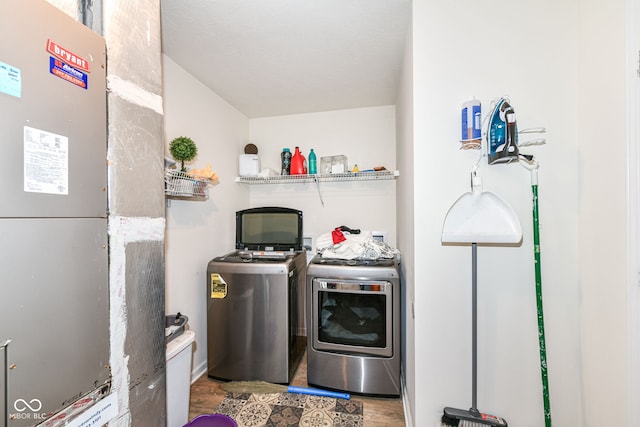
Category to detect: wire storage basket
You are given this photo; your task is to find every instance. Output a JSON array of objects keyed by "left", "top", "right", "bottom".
[{"left": 165, "top": 169, "right": 209, "bottom": 199}]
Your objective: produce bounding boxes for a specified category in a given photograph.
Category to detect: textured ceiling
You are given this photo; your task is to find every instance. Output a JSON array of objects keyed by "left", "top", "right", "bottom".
[{"left": 160, "top": 0, "right": 411, "bottom": 118}]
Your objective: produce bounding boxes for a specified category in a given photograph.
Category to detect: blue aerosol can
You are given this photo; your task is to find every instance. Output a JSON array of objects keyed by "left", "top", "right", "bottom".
[{"left": 281, "top": 148, "right": 292, "bottom": 175}]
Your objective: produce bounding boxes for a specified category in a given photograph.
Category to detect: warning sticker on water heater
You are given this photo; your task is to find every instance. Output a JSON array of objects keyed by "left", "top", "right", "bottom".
[
  {"left": 23, "top": 126, "right": 68, "bottom": 195},
  {"left": 0, "top": 60, "right": 21, "bottom": 98},
  {"left": 210, "top": 273, "right": 228, "bottom": 299}
]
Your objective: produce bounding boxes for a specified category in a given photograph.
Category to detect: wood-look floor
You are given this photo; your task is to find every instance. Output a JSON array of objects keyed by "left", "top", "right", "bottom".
[{"left": 188, "top": 351, "right": 406, "bottom": 426}]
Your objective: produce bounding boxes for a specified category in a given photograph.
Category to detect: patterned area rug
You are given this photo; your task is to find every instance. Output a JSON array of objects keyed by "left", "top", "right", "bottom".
[{"left": 214, "top": 392, "right": 364, "bottom": 427}]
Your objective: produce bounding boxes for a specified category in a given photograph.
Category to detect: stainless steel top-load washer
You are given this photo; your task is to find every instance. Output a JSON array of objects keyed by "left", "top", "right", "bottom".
[
  {"left": 306, "top": 255, "right": 401, "bottom": 396},
  {"left": 206, "top": 207, "right": 306, "bottom": 384}
]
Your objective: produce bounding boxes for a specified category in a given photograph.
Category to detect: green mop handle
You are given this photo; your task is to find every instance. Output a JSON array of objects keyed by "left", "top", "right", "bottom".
[{"left": 532, "top": 174, "right": 552, "bottom": 427}]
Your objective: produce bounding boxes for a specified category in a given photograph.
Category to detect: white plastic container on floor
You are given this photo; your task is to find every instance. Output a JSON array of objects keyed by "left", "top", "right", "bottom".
[{"left": 166, "top": 330, "right": 196, "bottom": 427}]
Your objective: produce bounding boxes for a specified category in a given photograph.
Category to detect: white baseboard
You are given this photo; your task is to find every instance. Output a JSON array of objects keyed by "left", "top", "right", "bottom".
[
  {"left": 190, "top": 359, "right": 208, "bottom": 384},
  {"left": 401, "top": 367, "right": 414, "bottom": 427}
]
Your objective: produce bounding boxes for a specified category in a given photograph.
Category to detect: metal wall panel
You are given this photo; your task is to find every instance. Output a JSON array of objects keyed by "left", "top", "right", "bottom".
[
  {"left": 102, "top": 0, "right": 167, "bottom": 424},
  {"left": 98, "top": 0, "right": 167, "bottom": 424},
  {"left": 124, "top": 241, "right": 166, "bottom": 427},
  {"left": 0, "top": 219, "right": 110, "bottom": 427},
  {"left": 103, "top": 0, "right": 163, "bottom": 97},
  {"left": 104, "top": 0, "right": 164, "bottom": 219},
  {"left": 0, "top": 0, "right": 107, "bottom": 218},
  {"left": 107, "top": 95, "right": 165, "bottom": 218}
]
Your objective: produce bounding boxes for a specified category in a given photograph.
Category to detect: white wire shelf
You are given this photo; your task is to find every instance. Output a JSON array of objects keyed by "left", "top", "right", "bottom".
[{"left": 235, "top": 170, "right": 399, "bottom": 184}]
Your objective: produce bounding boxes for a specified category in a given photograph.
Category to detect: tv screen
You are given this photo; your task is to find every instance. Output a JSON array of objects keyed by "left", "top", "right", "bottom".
[{"left": 236, "top": 207, "right": 302, "bottom": 251}]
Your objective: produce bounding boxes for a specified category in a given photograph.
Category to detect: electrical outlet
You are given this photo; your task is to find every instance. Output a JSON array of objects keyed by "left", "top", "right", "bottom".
[
  {"left": 303, "top": 235, "right": 314, "bottom": 251},
  {"left": 303, "top": 235, "right": 315, "bottom": 264},
  {"left": 372, "top": 231, "right": 387, "bottom": 242}
]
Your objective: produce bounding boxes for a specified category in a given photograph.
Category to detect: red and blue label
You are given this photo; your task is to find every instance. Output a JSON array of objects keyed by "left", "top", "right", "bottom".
[
  {"left": 46, "top": 39, "right": 89, "bottom": 89},
  {"left": 46, "top": 39, "right": 90, "bottom": 72},
  {"left": 49, "top": 56, "right": 88, "bottom": 89}
]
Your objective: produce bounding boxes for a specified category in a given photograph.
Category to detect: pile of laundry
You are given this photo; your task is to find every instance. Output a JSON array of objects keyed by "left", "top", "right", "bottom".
[{"left": 316, "top": 226, "right": 400, "bottom": 260}]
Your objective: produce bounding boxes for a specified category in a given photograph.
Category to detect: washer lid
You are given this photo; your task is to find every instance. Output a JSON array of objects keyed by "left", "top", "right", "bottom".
[{"left": 235, "top": 207, "right": 303, "bottom": 252}]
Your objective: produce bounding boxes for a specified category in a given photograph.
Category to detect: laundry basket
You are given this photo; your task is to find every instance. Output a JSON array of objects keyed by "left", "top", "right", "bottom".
[{"left": 184, "top": 414, "right": 237, "bottom": 427}]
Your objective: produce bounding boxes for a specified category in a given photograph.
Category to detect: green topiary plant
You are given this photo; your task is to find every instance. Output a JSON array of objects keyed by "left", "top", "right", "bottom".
[{"left": 169, "top": 136, "right": 198, "bottom": 172}]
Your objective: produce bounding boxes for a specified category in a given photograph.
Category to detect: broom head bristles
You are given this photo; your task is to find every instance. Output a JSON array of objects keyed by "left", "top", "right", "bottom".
[{"left": 442, "top": 407, "right": 508, "bottom": 427}]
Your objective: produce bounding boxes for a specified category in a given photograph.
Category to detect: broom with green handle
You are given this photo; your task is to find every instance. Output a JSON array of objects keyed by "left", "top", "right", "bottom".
[
  {"left": 525, "top": 158, "right": 552, "bottom": 427},
  {"left": 221, "top": 381, "right": 350, "bottom": 400}
]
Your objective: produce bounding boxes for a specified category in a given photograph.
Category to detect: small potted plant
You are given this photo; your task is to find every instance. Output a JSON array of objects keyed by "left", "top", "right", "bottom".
[
  {"left": 167, "top": 136, "right": 199, "bottom": 196},
  {"left": 169, "top": 136, "right": 198, "bottom": 172}
]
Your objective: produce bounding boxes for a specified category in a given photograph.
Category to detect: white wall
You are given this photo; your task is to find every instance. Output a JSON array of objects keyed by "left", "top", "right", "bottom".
[
  {"left": 163, "top": 55, "right": 250, "bottom": 377},
  {"left": 395, "top": 18, "right": 416, "bottom": 427},
  {"left": 248, "top": 106, "right": 397, "bottom": 248},
  {"left": 407, "top": 1, "right": 582, "bottom": 426},
  {"left": 626, "top": 2, "right": 640, "bottom": 423},
  {"left": 577, "top": 0, "right": 630, "bottom": 425}
]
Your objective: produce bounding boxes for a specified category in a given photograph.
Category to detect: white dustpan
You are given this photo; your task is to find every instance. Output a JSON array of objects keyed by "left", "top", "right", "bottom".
[{"left": 442, "top": 173, "right": 522, "bottom": 244}]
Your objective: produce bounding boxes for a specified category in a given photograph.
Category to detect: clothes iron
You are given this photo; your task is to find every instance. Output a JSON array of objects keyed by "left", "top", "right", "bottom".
[{"left": 488, "top": 98, "right": 519, "bottom": 164}]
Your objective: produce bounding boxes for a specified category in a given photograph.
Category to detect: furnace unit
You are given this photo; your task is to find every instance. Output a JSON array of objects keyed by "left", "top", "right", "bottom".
[{"left": 0, "top": 2, "right": 110, "bottom": 426}]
